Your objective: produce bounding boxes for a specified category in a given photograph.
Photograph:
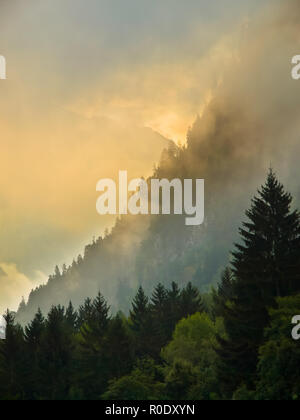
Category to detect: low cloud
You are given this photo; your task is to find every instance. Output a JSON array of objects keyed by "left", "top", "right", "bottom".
[{"left": 0, "top": 263, "right": 47, "bottom": 314}]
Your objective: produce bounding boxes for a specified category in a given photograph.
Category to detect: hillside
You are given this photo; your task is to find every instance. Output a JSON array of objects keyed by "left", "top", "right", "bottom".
[{"left": 16, "top": 96, "right": 285, "bottom": 324}]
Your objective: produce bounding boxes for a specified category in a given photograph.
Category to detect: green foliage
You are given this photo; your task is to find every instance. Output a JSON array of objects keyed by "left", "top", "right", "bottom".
[
  {"left": 233, "top": 385, "right": 255, "bottom": 401},
  {"left": 255, "top": 295, "right": 300, "bottom": 400},
  {"left": 101, "top": 359, "right": 166, "bottom": 400},
  {"left": 162, "top": 313, "right": 224, "bottom": 400}
]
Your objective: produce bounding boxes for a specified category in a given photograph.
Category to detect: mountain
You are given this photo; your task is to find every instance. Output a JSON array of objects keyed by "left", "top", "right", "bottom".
[{"left": 16, "top": 94, "right": 300, "bottom": 324}]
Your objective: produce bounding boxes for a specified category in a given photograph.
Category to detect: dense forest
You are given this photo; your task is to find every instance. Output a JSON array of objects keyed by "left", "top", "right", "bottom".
[{"left": 1, "top": 170, "right": 300, "bottom": 400}]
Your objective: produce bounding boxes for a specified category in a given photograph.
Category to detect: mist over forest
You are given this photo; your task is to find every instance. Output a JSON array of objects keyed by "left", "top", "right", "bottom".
[
  {"left": 15, "top": 0, "right": 300, "bottom": 325},
  {"left": 2, "top": 0, "right": 300, "bottom": 402}
]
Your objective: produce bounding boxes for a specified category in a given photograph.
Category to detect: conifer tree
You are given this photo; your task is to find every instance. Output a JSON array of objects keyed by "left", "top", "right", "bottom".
[
  {"left": 92, "top": 292, "right": 110, "bottom": 333},
  {"left": 130, "top": 286, "right": 150, "bottom": 333},
  {"left": 24, "top": 308, "right": 45, "bottom": 348},
  {"left": 81, "top": 293, "right": 110, "bottom": 347},
  {"left": 65, "top": 302, "right": 78, "bottom": 331},
  {"left": 130, "top": 286, "right": 153, "bottom": 357},
  {"left": 77, "top": 294, "right": 110, "bottom": 399},
  {"left": 164, "top": 282, "right": 183, "bottom": 340},
  {"left": 151, "top": 283, "right": 168, "bottom": 309},
  {"left": 0, "top": 311, "right": 26, "bottom": 399},
  {"left": 23, "top": 309, "right": 45, "bottom": 399},
  {"left": 168, "top": 282, "right": 181, "bottom": 304},
  {"left": 18, "top": 298, "right": 26, "bottom": 315},
  {"left": 218, "top": 170, "right": 300, "bottom": 396},
  {"left": 77, "top": 297, "right": 94, "bottom": 329},
  {"left": 212, "top": 268, "right": 234, "bottom": 318},
  {"left": 40, "top": 305, "right": 74, "bottom": 399},
  {"left": 103, "top": 315, "right": 134, "bottom": 379},
  {"left": 151, "top": 283, "right": 169, "bottom": 352},
  {"left": 54, "top": 265, "right": 61, "bottom": 278},
  {"left": 180, "top": 282, "right": 204, "bottom": 318}
]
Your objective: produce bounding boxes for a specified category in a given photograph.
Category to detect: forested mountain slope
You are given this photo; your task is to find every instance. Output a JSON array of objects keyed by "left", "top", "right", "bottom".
[{"left": 17, "top": 96, "right": 294, "bottom": 324}]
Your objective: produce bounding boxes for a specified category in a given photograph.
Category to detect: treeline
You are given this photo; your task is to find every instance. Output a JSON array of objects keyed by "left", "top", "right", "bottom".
[
  {"left": 1, "top": 170, "right": 300, "bottom": 400},
  {"left": 0, "top": 282, "right": 203, "bottom": 400}
]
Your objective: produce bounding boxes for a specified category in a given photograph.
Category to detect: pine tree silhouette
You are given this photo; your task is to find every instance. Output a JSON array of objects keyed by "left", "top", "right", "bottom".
[
  {"left": 212, "top": 268, "right": 234, "bottom": 318},
  {"left": 217, "top": 170, "right": 300, "bottom": 396},
  {"left": 130, "top": 286, "right": 153, "bottom": 357},
  {"left": 180, "top": 282, "right": 204, "bottom": 318}
]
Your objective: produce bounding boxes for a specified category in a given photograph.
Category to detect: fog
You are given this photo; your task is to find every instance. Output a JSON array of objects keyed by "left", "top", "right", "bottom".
[{"left": 1, "top": 0, "right": 300, "bottom": 317}]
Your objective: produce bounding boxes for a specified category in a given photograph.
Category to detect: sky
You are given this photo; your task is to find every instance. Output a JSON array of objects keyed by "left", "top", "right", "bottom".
[{"left": 0, "top": 0, "right": 281, "bottom": 313}]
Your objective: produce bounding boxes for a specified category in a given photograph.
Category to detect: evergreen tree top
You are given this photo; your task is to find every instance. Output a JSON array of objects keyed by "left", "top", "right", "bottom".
[{"left": 233, "top": 169, "right": 300, "bottom": 272}]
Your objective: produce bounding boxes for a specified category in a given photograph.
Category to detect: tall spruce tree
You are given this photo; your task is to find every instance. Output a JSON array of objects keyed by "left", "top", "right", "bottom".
[
  {"left": 24, "top": 309, "right": 45, "bottom": 399},
  {"left": 217, "top": 170, "right": 300, "bottom": 396},
  {"left": 180, "top": 282, "right": 204, "bottom": 318},
  {"left": 0, "top": 311, "right": 26, "bottom": 399},
  {"left": 24, "top": 308, "right": 45, "bottom": 348},
  {"left": 40, "top": 305, "right": 74, "bottom": 399},
  {"left": 151, "top": 283, "right": 169, "bottom": 353},
  {"left": 166, "top": 282, "right": 182, "bottom": 328},
  {"left": 130, "top": 286, "right": 150, "bottom": 333},
  {"left": 92, "top": 292, "right": 110, "bottom": 333},
  {"left": 130, "top": 286, "right": 153, "bottom": 357},
  {"left": 65, "top": 301, "right": 78, "bottom": 331},
  {"left": 77, "top": 297, "right": 94, "bottom": 330},
  {"left": 77, "top": 293, "right": 111, "bottom": 400},
  {"left": 102, "top": 315, "right": 134, "bottom": 379},
  {"left": 80, "top": 292, "right": 110, "bottom": 352}
]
